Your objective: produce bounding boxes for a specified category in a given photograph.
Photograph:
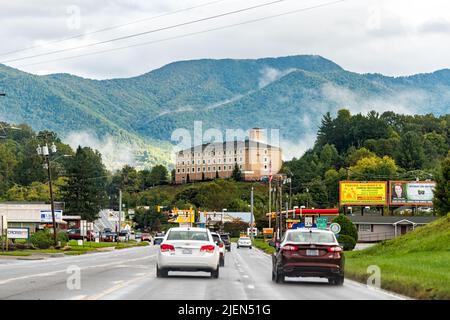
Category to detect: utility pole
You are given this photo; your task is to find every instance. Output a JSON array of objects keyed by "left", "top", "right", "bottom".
[
  {"left": 250, "top": 186, "right": 254, "bottom": 240},
  {"left": 118, "top": 189, "right": 122, "bottom": 242},
  {"left": 268, "top": 178, "right": 272, "bottom": 229},
  {"left": 36, "top": 134, "right": 58, "bottom": 247}
]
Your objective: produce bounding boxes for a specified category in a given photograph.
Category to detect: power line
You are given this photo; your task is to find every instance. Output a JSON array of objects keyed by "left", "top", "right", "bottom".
[
  {"left": 16, "top": 0, "right": 345, "bottom": 68},
  {"left": 0, "top": 0, "right": 229, "bottom": 58},
  {"left": 2, "top": 0, "right": 289, "bottom": 65}
]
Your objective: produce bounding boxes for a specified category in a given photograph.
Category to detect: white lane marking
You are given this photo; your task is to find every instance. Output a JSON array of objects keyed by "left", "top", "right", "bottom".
[
  {"left": 243, "top": 275, "right": 249, "bottom": 278},
  {"left": 344, "top": 279, "right": 409, "bottom": 300},
  {"left": 84, "top": 272, "right": 152, "bottom": 300},
  {"left": 0, "top": 255, "right": 154, "bottom": 285},
  {"left": 248, "top": 285, "right": 255, "bottom": 289}
]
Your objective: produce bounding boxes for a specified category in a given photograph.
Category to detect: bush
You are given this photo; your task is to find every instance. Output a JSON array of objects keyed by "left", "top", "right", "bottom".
[
  {"left": 31, "top": 230, "right": 53, "bottom": 249},
  {"left": 58, "top": 231, "right": 68, "bottom": 246},
  {"left": 332, "top": 215, "right": 358, "bottom": 242},
  {"left": 338, "top": 234, "right": 356, "bottom": 251}
]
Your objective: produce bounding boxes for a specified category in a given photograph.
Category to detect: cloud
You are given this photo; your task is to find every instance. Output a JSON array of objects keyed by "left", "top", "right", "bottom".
[
  {"left": 258, "top": 67, "right": 296, "bottom": 88},
  {"left": 64, "top": 130, "right": 138, "bottom": 171},
  {"left": 418, "top": 18, "right": 450, "bottom": 34},
  {"left": 320, "top": 82, "right": 425, "bottom": 115},
  {"left": 280, "top": 133, "right": 317, "bottom": 161}
]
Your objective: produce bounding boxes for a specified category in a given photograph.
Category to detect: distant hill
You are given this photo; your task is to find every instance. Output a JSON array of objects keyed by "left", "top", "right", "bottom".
[{"left": 1, "top": 55, "right": 449, "bottom": 168}]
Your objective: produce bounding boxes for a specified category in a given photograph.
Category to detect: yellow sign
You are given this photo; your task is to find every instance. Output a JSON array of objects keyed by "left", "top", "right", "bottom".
[
  {"left": 263, "top": 228, "right": 274, "bottom": 235},
  {"left": 340, "top": 181, "right": 387, "bottom": 206},
  {"left": 174, "top": 209, "right": 195, "bottom": 224}
]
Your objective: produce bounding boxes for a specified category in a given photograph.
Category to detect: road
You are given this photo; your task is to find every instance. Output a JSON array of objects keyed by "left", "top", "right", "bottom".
[{"left": 0, "top": 244, "right": 403, "bottom": 300}]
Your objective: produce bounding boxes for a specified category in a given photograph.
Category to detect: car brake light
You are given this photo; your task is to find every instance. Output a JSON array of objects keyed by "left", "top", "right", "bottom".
[
  {"left": 160, "top": 244, "right": 175, "bottom": 252},
  {"left": 281, "top": 245, "right": 299, "bottom": 251},
  {"left": 327, "top": 246, "right": 343, "bottom": 252},
  {"left": 200, "top": 245, "right": 215, "bottom": 253},
  {"left": 219, "top": 243, "right": 224, "bottom": 248}
]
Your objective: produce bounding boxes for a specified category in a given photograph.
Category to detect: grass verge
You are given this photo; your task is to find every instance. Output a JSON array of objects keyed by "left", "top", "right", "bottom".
[
  {"left": 345, "top": 213, "right": 450, "bottom": 300},
  {"left": 252, "top": 238, "right": 275, "bottom": 254},
  {"left": 0, "top": 251, "right": 31, "bottom": 256}
]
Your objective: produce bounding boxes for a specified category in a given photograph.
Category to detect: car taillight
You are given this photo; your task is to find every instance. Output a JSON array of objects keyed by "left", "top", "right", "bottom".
[
  {"left": 327, "top": 246, "right": 343, "bottom": 252},
  {"left": 281, "top": 245, "right": 299, "bottom": 251},
  {"left": 200, "top": 245, "right": 215, "bottom": 253},
  {"left": 160, "top": 244, "right": 175, "bottom": 252},
  {"left": 219, "top": 243, "right": 224, "bottom": 248}
]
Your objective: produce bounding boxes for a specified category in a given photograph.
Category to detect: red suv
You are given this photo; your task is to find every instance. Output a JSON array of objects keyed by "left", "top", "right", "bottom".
[{"left": 271, "top": 228, "right": 345, "bottom": 285}]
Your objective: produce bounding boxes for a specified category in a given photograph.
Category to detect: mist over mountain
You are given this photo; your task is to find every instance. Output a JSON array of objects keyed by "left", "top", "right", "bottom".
[{"left": 1, "top": 55, "right": 449, "bottom": 168}]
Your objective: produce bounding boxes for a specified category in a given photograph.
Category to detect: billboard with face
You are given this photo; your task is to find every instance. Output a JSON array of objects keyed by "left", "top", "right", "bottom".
[{"left": 390, "top": 181, "right": 436, "bottom": 205}]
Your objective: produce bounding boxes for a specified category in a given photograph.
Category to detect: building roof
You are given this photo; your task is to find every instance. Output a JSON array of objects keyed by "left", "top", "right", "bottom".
[
  {"left": 177, "top": 139, "right": 280, "bottom": 155},
  {"left": 348, "top": 215, "right": 437, "bottom": 225}
]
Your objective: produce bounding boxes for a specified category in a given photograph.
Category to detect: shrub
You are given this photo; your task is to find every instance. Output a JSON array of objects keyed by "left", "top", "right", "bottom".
[
  {"left": 338, "top": 234, "right": 356, "bottom": 251},
  {"left": 58, "top": 231, "right": 68, "bottom": 246},
  {"left": 30, "top": 230, "right": 53, "bottom": 249},
  {"left": 332, "top": 214, "right": 358, "bottom": 242}
]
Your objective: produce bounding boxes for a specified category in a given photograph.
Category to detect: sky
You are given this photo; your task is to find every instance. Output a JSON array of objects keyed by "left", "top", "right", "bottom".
[{"left": 1, "top": 0, "right": 450, "bottom": 79}]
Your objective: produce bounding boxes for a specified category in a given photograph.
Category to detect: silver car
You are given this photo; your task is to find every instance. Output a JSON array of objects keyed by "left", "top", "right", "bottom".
[{"left": 156, "top": 227, "right": 220, "bottom": 278}]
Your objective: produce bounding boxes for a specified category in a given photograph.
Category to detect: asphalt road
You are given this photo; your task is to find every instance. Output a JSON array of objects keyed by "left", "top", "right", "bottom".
[{"left": 0, "top": 244, "right": 403, "bottom": 300}]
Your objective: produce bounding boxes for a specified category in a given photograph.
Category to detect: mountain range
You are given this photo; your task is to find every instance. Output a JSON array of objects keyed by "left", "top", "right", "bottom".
[{"left": 1, "top": 55, "right": 449, "bottom": 169}]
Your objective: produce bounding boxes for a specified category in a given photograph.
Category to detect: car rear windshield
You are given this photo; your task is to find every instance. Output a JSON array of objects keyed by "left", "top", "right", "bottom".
[
  {"left": 220, "top": 234, "right": 230, "bottom": 240},
  {"left": 154, "top": 238, "right": 163, "bottom": 244},
  {"left": 240, "top": 237, "right": 250, "bottom": 241},
  {"left": 212, "top": 234, "right": 220, "bottom": 242},
  {"left": 286, "top": 232, "right": 336, "bottom": 244},
  {"left": 167, "top": 230, "right": 209, "bottom": 241}
]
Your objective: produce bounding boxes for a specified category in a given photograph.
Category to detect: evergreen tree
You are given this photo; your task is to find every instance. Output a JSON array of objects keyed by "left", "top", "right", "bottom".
[
  {"left": 433, "top": 154, "right": 450, "bottom": 216},
  {"left": 397, "top": 131, "right": 425, "bottom": 170},
  {"left": 231, "top": 164, "right": 242, "bottom": 181},
  {"left": 62, "top": 146, "right": 107, "bottom": 222}
]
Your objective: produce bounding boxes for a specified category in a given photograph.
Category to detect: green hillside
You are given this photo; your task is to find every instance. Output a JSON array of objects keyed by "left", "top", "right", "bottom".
[
  {"left": 345, "top": 214, "right": 450, "bottom": 299},
  {"left": 1, "top": 55, "right": 450, "bottom": 168}
]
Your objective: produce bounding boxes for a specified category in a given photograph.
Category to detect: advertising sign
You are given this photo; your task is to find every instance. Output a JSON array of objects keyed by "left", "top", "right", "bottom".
[
  {"left": 339, "top": 181, "right": 387, "bottom": 206},
  {"left": 7, "top": 228, "right": 29, "bottom": 239},
  {"left": 176, "top": 210, "right": 195, "bottom": 224},
  {"left": 390, "top": 181, "right": 436, "bottom": 205},
  {"left": 40, "top": 210, "right": 63, "bottom": 223},
  {"left": 263, "top": 228, "right": 274, "bottom": 235}
]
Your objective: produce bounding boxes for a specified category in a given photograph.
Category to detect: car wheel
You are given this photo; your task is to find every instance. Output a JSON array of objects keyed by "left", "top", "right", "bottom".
[
  {"left": 335, "top": 275, "right": 344, "bottom": 286},
  {"left": 275, "top": 267, "right": 285, "bottom": 283},
  {"left": 156, "top": 265, "right": 167, "bottom": 278},
  {"left": 220, "top": 256, "right": 225, "bottom": 267},
  {"left": 249, "top": 246, "right": 252, "bottom": 249},
  {"left": 237, "top": 245, "right": 239, "bottom": 249},
  {"left": 211, "top": 265, "right": 220, "bottom": 279},
  {"left": 271, "top": 269, "right": 276, "bottom": 282}
]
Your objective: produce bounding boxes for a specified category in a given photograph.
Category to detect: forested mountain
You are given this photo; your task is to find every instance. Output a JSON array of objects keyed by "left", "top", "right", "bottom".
[{"left": 1, "top": 55, "right": 450, "bottom": 168}]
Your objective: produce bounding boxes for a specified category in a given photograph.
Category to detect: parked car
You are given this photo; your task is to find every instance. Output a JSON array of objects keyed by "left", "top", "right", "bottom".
[
  {"left": 153, "top": 236, "right": 164, "bottom": 245},
  {"left": 119, "top": 229, "right": 131, "bottom": 241},
  {"left": 67, "top": 229, "right": 96, "bottom": 241},
  {"left": 156, "top": 227, "right": 220, "bottom": 278},
  {"left": 219, "top": 233, "right": 231, "bottom": 252},
  {"left": 135, "top": 232, "right": 142, "bottom": 240},
  {"left": 271, "top": 228, "right": 345, "bottom": 285},
  {"left": 101, "top": 230, "right": 117, "bottom": 242},
  {"left": 211, "top": 232, "right": 225, "bottom": 266},
  {"left": 237, "top": 236, "right": 252, "bottom": 249},
  {"left": 141, "top": 233, "right": 152, "bottom": 242}
]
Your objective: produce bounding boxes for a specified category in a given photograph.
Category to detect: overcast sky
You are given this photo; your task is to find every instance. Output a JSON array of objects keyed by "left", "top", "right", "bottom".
[{"left": 1, "top": 0, "right": 450, "bottom": 79}]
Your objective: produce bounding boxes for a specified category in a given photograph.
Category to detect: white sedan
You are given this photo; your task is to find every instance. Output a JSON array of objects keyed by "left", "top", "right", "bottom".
[
  {"left": 237, "top": 236, "right": 252, "bottom": 249},
  {"left": 156, "top": 227, "right": 220, "bottom": 278}
]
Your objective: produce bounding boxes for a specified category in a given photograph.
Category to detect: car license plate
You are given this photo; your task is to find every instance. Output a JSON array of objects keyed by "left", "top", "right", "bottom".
[
  {"left": 306, "top": 249, "right": 319, "bottom": 256},
  {"left": 182, "top": 248, "right": 192, "bottom": 254}
]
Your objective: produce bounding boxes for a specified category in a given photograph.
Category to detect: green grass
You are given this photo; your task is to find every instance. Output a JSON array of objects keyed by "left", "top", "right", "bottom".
[
  {"left": 345, "top": 213, "right": 450, "bottom": 300},
  {"left": 64, "top": 251, "right": 87, "bottom": 255},
  {"left": 0, "top": 251, "right": 31, "bottom": 256},
  {"left": 252, "top": 238, "right": 275, "bottom": 254}
]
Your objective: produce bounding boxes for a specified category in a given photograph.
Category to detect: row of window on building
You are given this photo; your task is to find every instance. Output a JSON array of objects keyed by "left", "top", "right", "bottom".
[
  {"left": 177, "top": 164, "right": 243, "bottom": 174},
  {"left": 177, "top": 156, "right": 269, "bottom": 166}
]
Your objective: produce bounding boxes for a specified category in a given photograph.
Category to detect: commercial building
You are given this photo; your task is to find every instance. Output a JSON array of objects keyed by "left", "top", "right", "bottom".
[
  {"left": 174, "top": 128, "right": 282, "bottom": 183},
  {"left": 0, "top": 202, "right": 67, "bottom": 234}
]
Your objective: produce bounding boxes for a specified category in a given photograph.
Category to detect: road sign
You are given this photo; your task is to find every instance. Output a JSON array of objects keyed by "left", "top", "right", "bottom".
[
  {"left": 263, "top": 228, "right": 273, "bottom": 235},
  {"left": 330, "top": 223, "right": 341, "bottom": 234},
  {"left": 304, "top": 216, "right": 313, "bottom": 227},
  {"left": 316, "top": 217, "right": 328, "bottom": 230}
]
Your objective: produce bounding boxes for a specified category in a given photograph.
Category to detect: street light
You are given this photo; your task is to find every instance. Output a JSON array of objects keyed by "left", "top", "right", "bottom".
[{"left": 36, "top": 140, "right": 59, "bottom": 247}]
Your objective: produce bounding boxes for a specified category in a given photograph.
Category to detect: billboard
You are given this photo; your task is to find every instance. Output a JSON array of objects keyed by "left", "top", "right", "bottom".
[
  {"left": 390, "top": 181, "right": 436, "bottom": 205},
  {"left": 175, "top": 210, "right": 195, "bottom": 224},
  {"left": 339, "top": 181, "right": 387, "bottom": 206}
]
